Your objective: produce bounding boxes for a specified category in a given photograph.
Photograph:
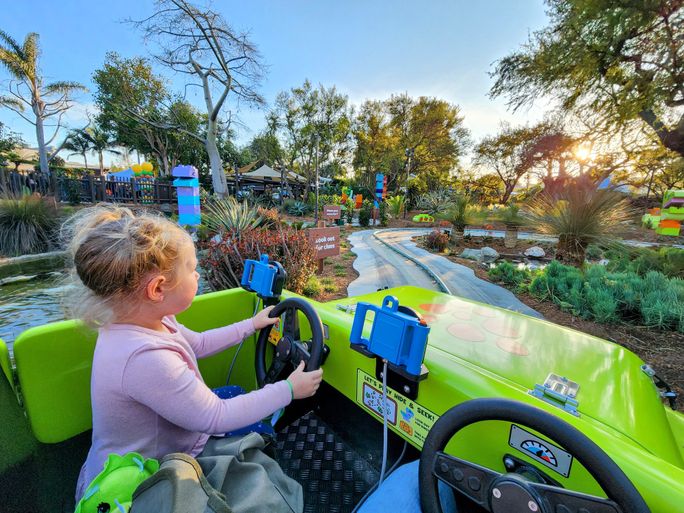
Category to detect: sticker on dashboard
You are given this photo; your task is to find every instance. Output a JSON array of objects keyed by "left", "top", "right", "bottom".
[{"left": 509, "top": 424, "right": 573, "bottom": 477}]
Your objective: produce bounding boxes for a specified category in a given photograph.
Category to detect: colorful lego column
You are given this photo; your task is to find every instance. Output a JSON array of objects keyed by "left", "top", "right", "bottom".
[
  {"left": 656, "top": 190, "right": 683, "bottom": 236},
  {"left": 374, "top": 173, "right": 385, "bottom": 208},
  {"left": 172, "top": 164, "right": 201, "bottom": 226}
]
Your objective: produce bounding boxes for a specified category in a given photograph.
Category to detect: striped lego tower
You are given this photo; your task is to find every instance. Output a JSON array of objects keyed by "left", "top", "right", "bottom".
[
  {"left": 656, "top": 190, "right": 683, "bottom": 236},
  {"left": 172, "top": 165, "right": 201, "bottom": 226}
]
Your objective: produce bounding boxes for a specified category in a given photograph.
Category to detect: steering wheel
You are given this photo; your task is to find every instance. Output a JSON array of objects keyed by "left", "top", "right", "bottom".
[
  {"left": 255, "top": 297, "right": 324, "bottom": 388},
  {"left": 419, "top": 398, "right": 650, "bottom": 513}
]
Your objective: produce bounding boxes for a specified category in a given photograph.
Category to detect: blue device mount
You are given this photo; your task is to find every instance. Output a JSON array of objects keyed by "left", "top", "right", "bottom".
[
  {"left": 349, "top": 295, "right": 429, "bottom": 399},
  {"left": 241, "top": 254, "right": 287, "bottom": 306}
]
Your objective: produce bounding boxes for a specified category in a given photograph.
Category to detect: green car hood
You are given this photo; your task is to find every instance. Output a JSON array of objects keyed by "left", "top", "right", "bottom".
[{"left": 327, "top": 286, "right": 683, "bottom": 468}]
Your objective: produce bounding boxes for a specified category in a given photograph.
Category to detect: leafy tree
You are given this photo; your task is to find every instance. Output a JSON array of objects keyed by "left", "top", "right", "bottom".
[
  {"left": 272, "top": 80, "right": 352, "bottom": 193},
  {"left": 83, "top": 126, "right": 121, "bottom": 175},
  {"left": 490, "top": 0, "right": 684, "bottom": 156},
  {"left": 352, "top": 100, "right": 398, "bottom": 191},
  {"left": 474, "top": 123, "right": 550, "bottom": 203},
  {"left": 0, "top": 31, "right": 85, "bottom": 174},
  {"left": 248, "top": 131, "right": 285, "bottom": 168},
  {"left": 0, "top": 121, "right": 25, "bottom": 165},
  {"left": 130, "top": 0, "right": 265, "bottom": 195}
]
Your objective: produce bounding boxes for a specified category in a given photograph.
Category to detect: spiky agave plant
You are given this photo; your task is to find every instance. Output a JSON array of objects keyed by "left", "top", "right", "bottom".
[
  {"left": 437, "top": 195, "right": 486, "bottom": 241},
  {"left": 203, "top": 197, "right": 263, "bottom": 236},
  {"left": 0, "top": 194, "right": 57, "bottom": 256},
  {"left": 523, "top": 180, "right": 633, "bottom": 266}
]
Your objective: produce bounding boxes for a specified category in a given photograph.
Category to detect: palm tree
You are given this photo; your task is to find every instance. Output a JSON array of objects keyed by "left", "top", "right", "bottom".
[
  {"left": 83, "top": 127, "right": 121, "bottom": 175},
  {"left": 0, "top": 31, "right": 85, "bottom": 175},
  {"left": 62, "top": 129, "right": 92, "bottom": 171}
]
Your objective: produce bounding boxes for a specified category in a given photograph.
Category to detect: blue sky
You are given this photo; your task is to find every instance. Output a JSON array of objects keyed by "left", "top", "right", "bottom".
[{"left": 1, "top": 0, "right": 550, "bottom": 165}]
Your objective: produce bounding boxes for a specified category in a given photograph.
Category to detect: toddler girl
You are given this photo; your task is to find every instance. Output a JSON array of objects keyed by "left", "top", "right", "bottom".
[{"left": 67, "top": 205, "right": 323, "bottom": 501}]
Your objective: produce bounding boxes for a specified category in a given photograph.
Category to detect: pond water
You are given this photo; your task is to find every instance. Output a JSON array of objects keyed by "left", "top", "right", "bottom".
[
  {"left": 0, "top": 273, "right": 68, "bottom": 347},
  {"left": 0, "top": 272, "right": 210, "bottom": 349}
]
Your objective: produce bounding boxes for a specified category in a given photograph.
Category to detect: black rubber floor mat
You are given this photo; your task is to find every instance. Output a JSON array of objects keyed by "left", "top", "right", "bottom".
[{"left": 275, "top": 412, "right": 379, "bottom": 513}]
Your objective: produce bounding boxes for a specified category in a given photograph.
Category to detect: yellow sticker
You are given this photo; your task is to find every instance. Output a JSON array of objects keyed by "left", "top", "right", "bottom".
[
  {"left": 356, "top": 369, "right": 439, "bottom": 448},
  {"left": 268, "top": 318, "right": 282, "bottom": 346}
]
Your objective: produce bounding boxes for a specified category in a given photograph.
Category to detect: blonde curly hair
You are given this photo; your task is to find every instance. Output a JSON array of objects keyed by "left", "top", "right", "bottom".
[{"left": 62, "top": 204, "right": 192, "bottom": 327}]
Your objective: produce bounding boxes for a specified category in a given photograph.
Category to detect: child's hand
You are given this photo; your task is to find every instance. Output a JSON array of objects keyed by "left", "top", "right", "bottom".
[
  {"left": 287, "top": 361, "right": 323, "bottom": 399},
  {"left": 252, "top": 306, "right": 280, "bottom": 330}
]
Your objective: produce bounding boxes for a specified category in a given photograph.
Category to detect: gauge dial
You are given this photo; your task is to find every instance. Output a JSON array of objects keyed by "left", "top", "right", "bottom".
[{"left": 521, "top": 440, "right": 558, "bottom": 466}]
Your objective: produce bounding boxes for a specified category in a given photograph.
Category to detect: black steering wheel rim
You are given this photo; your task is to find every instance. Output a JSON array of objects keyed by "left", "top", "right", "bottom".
[
  {"left": 255, "top": 297, "right": 324, "bottom": 388},
  {"left": 419, "top": 398, "right": 650, "bottom": 513}
]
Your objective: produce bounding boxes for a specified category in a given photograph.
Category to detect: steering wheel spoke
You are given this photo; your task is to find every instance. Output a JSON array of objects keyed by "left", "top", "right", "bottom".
[
  {"left": 282, "top": 307, "right": 300, "bottom": 340},
  {"left": 265, "top": 357, "right": 288, "bottom": 384},
  {"left": 433, "top": 451, "right": 500, "bottom": 510},
  {"left": 531, "top": 482, "right": 623, "bottom": 513},
  {"left": 291, "top": 340, "right": 311, "bottom": 366}
]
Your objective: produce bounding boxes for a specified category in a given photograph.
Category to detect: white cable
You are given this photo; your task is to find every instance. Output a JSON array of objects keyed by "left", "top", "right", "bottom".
[
  {"left": 226, "top": 297, "right": 261, "bottom": 385},
  {"left": 379, "top": 359, "right": 389, "bottom": 485}
]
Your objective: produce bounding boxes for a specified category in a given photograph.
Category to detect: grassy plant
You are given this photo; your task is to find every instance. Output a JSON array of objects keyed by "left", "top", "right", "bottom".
[
  {"left": 417, "top": 188, "right": 453, "bottom": 215},
  {"left": 204, "top": 197, "right": 262, "bottom": 235},
  {"left": 335, "top": 268, "right": 347, "bottom": 277},
  {"left": 320, "top": 277, "right": 337, "bottom": 293},
  {"left": 386, "top": 195, "right": 405, "bottom": 218},
  {"left": 285, "top": 200, "right": 311, "bottom": 217},
  {"left": 437, "top": 195, "right": 486, "bottom": 236},
  {"left": 425, "top": 230, "right": 449, "bottom": 251},
  {"left": 302, "top": 275, "right": 322, "bottom": 297},
  {"left": 0, "top": 195, "right": 57, "bottom": 256},
  {"left": 523, "top": 179, "right": 633, "bottom": 266}
]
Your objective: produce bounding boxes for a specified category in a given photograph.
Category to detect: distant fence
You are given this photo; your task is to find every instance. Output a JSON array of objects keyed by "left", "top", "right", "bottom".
[{"left": 0, "top": 169, "right": 176, "bottom": 207}]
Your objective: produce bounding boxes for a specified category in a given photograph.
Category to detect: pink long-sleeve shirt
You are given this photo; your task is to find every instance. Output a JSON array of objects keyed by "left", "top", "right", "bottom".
[{"left": 75, "top": 316, "right": 291, "bottom": 501}]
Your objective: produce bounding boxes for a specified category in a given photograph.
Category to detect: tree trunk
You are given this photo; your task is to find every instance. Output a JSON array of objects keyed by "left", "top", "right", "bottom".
[
  {"left": 555, "top": 234, "right": 585, "bottom": 267},
  {"left": 206, "top": 125, "right": 227, "bottom": 196},
  {"left": 504, "top": 226, "right": 518, "bottom": 248},
  {"left": 98, "top": 151, "right": 104, "bottom": 176},
  {"left": 83, "top": 152, "right": 88, "bottom": 171},
  {"left": 35, "top": 114, "right": 50, "bottom": 176}
]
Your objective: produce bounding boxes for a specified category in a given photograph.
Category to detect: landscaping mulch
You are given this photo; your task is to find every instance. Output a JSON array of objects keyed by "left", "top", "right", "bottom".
[{"left": 313, "top": 228, "right": 360, "bottom": 302}]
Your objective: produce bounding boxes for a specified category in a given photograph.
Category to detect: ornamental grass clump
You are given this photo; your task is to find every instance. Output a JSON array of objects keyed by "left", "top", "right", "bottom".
[
  {"left": 203, "top": 197, "right": 262, "bottom": 235},
  {"left": 523, "top": 179, "right": 634, "bottom": 266},
  {"left": 0, "top": 194, "right": 58, "bottom": 256}
]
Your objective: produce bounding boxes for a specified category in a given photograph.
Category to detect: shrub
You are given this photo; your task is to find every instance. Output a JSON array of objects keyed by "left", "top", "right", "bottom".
[
  {"left": 523, "top": 177, "right": 634, "bottom": 266},
  {"left": 302, "top": 275, "right": 321, "bottom": 298},
  {"left": 257, "top": 206, "right": 282, "bottom": 228},
  {"left": 585, "top": 244, "right": 603, "bottom": 261},
  {"left": 204, "top": 197, "right": 262, "bottom": 235},
  {"left": 488, "top": 261, "right": 530, "bottom": 289},
  {"left": 425, "top": 230, "right": 449, "bottom": 252},
  {"left": 606, "top": 246, "right": 684, "bottom": 279},
  {"left": 201, "top": 227, "right": 317, "bottom": 294},
  {"left": 417, "top": 188, "right": 453, "bottom": 215},
  {"left": 346, "top": 199, "right": 354, "bottom": 224},
  {"left": 379, "top": 201, "right": 388, "bottom": 227},
  {"left": 386, "top": 195, "right": 405, "bottom": 218},
  {"left": 358, "top": 201, "right": 372, "bottom": 227},
  {"left": 285, "top": 200, "right": 310, "bottom": 217},
  {"left": 0, "top": 195, "right": 58, "bottom": 256},
  {"left": 320, "top": 277, "right": 337, "bottom": 293}
]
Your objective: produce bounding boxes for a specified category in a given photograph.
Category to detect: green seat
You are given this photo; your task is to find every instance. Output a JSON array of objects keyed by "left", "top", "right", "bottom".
[
  {"left": 12, "top": 288, "right": 258, "bottom": 444},
  {"left": 0, "top": 337, "right": 13, "bottom": 390}
]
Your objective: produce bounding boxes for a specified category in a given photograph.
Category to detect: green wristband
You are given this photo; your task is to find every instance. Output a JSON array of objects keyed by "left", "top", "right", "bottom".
[{"left": 285, "top": 379, "right": 294, "bottom": 400}]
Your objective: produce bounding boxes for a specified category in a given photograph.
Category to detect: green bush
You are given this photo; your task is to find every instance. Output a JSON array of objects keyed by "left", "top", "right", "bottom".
[
  {"left": 379, "top": 201, "right": 388, "bottom": 227},
  {"left": 585, "top": 244, "right": 603, "bottom": 260},
  {"left": 605, "top": 246, "right": 684, "bottom": 279},
  {"left": 358, "top": 201, "right": 372, "bottom": 227},
  {"left": 491, "top": 259, "right": 684, "bottom": 332},
  {"left": 346, "top": 200, "right": 354, "bottom": 224},
  {"left": 285, "top": 200, "right": 311, "bottom": 217},
  {"left": 302, "top": 276, "right": 322, "bottom": 297},
  {"left": 0, "top": 195, "right": 58, "bottom": 256},
  {"left": 386, "top": 195, "right": 405, "bottom": 218}
]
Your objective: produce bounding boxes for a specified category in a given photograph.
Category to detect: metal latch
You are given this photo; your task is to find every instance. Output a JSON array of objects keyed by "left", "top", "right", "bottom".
[
  {"left": 642, "top": 365, "right": 678, "bottom": 410},
  {"left": 529, "top": 374, "right": 580, "bottom": 417}
]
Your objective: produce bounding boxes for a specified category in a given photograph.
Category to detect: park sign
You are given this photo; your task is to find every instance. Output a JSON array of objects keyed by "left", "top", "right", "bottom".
[
  {"left": 324, "top": 205, "right": 341, "bottom": 220},
  {"left": 308, "top": 226, "right": 341, "bottom": 259}
]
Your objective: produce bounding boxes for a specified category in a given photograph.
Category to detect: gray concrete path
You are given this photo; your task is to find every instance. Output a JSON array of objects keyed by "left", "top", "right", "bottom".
[
  {"left": 373, "top": 229, "right": 542, "bottom": 318},
  {"left": 347, "top": 228, "right": 542, "bottom": 318},
  {"left": 347, "top": 230, "right": 440, "bottom": 297}
]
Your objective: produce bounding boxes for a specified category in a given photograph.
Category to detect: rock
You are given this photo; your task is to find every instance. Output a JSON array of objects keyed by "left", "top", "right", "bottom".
[
  {"left": 480, "top": 247, "right": 500, "bottom": 263},
  {"left": 598, "top": 258, "right": 610, "bottom": 266},
  {"left": 459, "top": 248, "right": 482, "bottom": 261},
  {"left": 524, "top": 246, "right": 546, "bottom": 259}
]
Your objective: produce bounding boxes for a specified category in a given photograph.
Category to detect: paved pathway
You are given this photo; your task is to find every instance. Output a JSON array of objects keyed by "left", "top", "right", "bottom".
[
  {"left": 348, "top": 228, "right": 542, "bottom": 318},
  {"left": 347, "top": 230, "right": 440, "bottom": 297}
]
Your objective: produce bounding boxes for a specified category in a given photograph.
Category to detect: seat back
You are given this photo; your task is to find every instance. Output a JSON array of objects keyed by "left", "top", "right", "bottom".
[{"left": 12, "top": 288, "right": 257, "bottom": 444}]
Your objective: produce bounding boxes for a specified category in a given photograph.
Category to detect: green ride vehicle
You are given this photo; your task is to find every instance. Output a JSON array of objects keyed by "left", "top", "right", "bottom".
[{"left": 1, "top": 279, "right": 683, "bottom": 512}]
